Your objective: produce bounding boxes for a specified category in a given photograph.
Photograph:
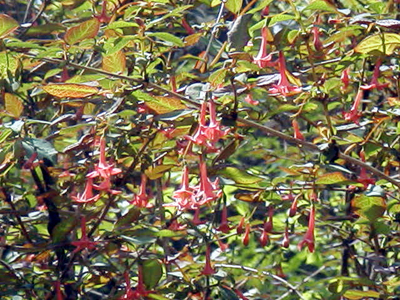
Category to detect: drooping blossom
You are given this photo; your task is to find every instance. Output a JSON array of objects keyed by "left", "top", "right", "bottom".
[
  {"left": 357, "top": 150, "right": 376, "bottom": 189},
  {"left": 259, "top": 223, "right": 270, "bottom": 247},
  {"left": 242, "top": 224, "right": 251, "bottom": 246},
  {"left": 244, "top": 93, "right": 259, "bottom": 105},
  {"left": 292, "top": 119, "right": 304, "bottom": 140},
  {"left": 237, "top": 216, "right": 245, "bottom": 235},
  {"left": 343, "top": 89, "right": 363, "bottom": 124},
  {"left": 181, "top": 18, "right": 194, "bottom": 35},
  {"left": 264, "top": 206, "right": 274, "bottom": 233},
  {"left": 261, "top": 5, "right": 269, "bottom": 16},
  {"left": 340, "top": 67, "right": 350, "bottom": 92},
  {"left": 95, "top": 0, "right": 112, "bottom": 23},
  {"left": 361, "top": 59, "right": 389, "bottom": 91},
  {"left": 253, "top": 26, "right": 274, "bottom": 68},
  {"left": 289, "top": 194, "right": 299, "bottom": 217},
  {"left": 186, "top": 100, "right": 229, "bottom": 152},
  {"left": 192, "top": 208, "right": 205, "bottom": 225},
  {"left": 71, "top": 217, "right": 97, "bottom": 254},
  {"left": 131, "top": 174, "right": 152, "bottom": 208},
  {"left": 87, "top": 137, "right": 122, "bottom": 193},
  {"left": 217, "top": 204, "right": 232, "bottom": 233},
  {"left": 312, "top": 26, "right": 323, "bottom": 51},
  {"left": 298, "top": 206, "right": 315, "bottom": 252},
  {"left": 269, "top": 51, "right": 302, "bottom": 96},
  {"left": 119, "top": 267, "right": 152, "bottom": 300},
  {"left": 170, "top": 166, "right": 195, "bottom": 210},
  {"left": 281, "top": 226, "right": 290, "bottom": 248},
  {"left": 71, "top": 177, "right": 100, "bottom": 203},
  {"left": 194, "top": 160, "right": 222, "bottom": 206},
  {"left": 201, "top": 245, "right": 216, "bottom": 276}
]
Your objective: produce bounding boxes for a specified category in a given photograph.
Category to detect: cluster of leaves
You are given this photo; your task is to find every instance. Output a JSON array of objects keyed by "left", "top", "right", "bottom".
[{"left": 1, "top": 0, "right": 400, "bottom": 299}]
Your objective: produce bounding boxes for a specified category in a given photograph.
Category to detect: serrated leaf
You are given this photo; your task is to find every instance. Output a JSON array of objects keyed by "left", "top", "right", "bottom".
[
  {"left": 4, "top": 93, "right": 23, "bottom": 118},
  {"left": 302, "top": 1, "right": 337, "bottom": 13},
  {"left": 64, "top": 18, "right": 100, "bottom": 45},
  {"left": 209, "top": 68, "right": 227, "bottom": 87},
  {"left": 0, "top": 14, "right": 19, "bottom": 38},
  {"left": 132, "top": 90, "right": 186, "bottom": 114},
  {"left": 226, "top": 0, "right": 243, "bottom": 14},
  {"left": 343, "top": 289, "right": 380, "bottom": 299},
  {"left": 147, "top": 32, "right": 184, "bottom": 47},
  {"left": 42, "top": 83, "right": 99, "bottom": 98},
  {"left": 102, "top": 50, "right": 126, "bottom": 73},
  {"left": 142, "top": 259, "right": 163, "bottom": 289},
  {"left": 145, "top": 164, "right": 174, "bottom": 180},
  {"left": 315, "top": 172, "right": 348, "bottom": 185},
  {"left": 218, "top": 167, "right": 262, "bottom": 184},
  {"left": 355, "top": 33, "right": 400, "bottom": 55},
  {"left": 351, "top": 195, "right": 386, "bottom": 222}
]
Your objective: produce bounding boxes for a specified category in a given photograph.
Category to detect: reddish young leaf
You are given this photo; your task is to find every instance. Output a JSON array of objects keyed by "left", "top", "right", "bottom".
[{"left": 64, "top": 18, "right": 100, "bottom": 45}]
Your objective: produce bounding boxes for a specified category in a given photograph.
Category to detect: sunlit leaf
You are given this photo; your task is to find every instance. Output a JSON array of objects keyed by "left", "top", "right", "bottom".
[
  {"left": 218, "top": 167, "right": 262, "bottom": 184},
  {"left": 102, "top": 50, "right": 126, "bottom": 73},
  {"left": 355, "top": 33, "right": 400, "bottom": 55},
  {"left": 132, "top": 90, "right": 186, "bottom": 114},
  {"left": 302, "top": 0, "right": 337, "bottom": 13},
  {"left": 4, "top": 93, "right": 23, "bottom": 118},
  {"left": 343, "top": 289, "right": 380, "bottom": 299},
  {"left": 0, "top": 14, "right": 19, "bottom": 38},
  {"left": 351, "top": 195, "right": 386, "bottom": 222},
  {"left": 64, "top": 18, "right": 100, "bottom": 45},
  {"left": 42, "top": 83, "right": 99, "bottom": 98},
  {"left": 145, "top": 164, "right": 174, "bottom": 180},
  {"left": 315, "top": 172, "right": 348, "bottom": 185},
  {"left": 225, "top": 0, "right": 243, "bottom": 14},
  {"left": 147, "top": 32, "right": 184, "bottom": 47},
  {"left": 209, "top": 68, "right": 227, "bottom": 87},
  {"left": 269, "top": 14, "right": 295, "bottom": 26}
]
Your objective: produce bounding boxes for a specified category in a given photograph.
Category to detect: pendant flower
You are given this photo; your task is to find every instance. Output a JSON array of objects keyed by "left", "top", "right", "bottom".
[
  {"left": 71, "top": 177, "right": 100, "bottom": 203},
  {"left": 253, "top": 26, "right": 274, "bottom": 68},
  {"left": 268, "top": 52, "right": 302, "bottom": 96},
  {"left": 194, "top": 160, "right": 222, "bottom": 206},
  {"left": 343, "top": 89, "right": 363, "bottom": 124},
  {"left": 361, "top": 59, "right": 389, "bottom": 91},
  {"left": 71, "top": 217, "right": 98, "bottom": 254},
  {"left": 298, "top": 206, "right": 315, "bottom": 252},
  {"left": 357, "top": 151, "right": 376, "bottom": 189},
  {"left": 170, "top": 166, "right": 196, "bottom": 210},
  {"left": 131, "top": 174, "right": 153, "bottom": 208},
  {"left": 201, "top": 245, "right": 216, "bottom": 276}
]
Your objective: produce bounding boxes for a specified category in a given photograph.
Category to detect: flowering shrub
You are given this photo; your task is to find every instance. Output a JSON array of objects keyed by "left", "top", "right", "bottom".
[{"left": 1, "top": 0, "right": 400, "bottom": 299}]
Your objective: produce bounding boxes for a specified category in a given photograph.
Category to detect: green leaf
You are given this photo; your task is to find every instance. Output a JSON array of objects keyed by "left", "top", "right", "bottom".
[
  {"left": 302, "top": 1, "right": 337, "bottom": 13},
  {"left": 269, "top": 14, "right": 296, "bottom": 26},
  {"left": 0, "top": 14, "right": 19, "bottom": 38},
  {"left": 315, "top": 172, "right": 348, "bottom": 185},
  {"left": 355, "top": 33, "right": 400, "bottom": 55},
  {"left": 132, "top": 90, "right": 186, "bottom": 114},
  {"left": 104, "top": 36, "right": 137, "bottom": 55},
  {"left": 146, "top": 32, "right": 184, "bottom": 47},
  {"left": 209, "top": 68, "right": 227, "bottom": 87},
  {"left": 218, "top": 167, "right": 262, "bottom": 184},
  {"left": 102, "top": 50, "right": 126, "bottom": 73},
  {"left": 226, "top": 0, "right": 243, "bottom": 14},
  {"left": 142, "top": 259, "right": 163, "bottom": 289},
  {"left": 351, "top": 195, "right": 386, "bottom": 222},
  {"left": 247, "top": 0, "right": 273, "bottom": 14},
  {"left": 52, "top": 216, "right": 78, "bottom": 243},
  {"left": 343, "top": 289, "right": 380, "bottom": 299},
  {"left": 219, "top": 286, "right": 240, "bottom": 300},
  {"left": 64, "top": 18, "right": 100, "bottom": 45},
  {"left": 4, "top": 93, "right": 23, "bottom": 118},
  {"left": 106, "top": 20, "right": 139, "bottom": 30}
]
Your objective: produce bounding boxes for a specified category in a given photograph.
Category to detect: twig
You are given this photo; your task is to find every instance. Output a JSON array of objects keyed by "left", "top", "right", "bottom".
[{"left": 215, "top": 263, "right": 306, "bottom": 300}]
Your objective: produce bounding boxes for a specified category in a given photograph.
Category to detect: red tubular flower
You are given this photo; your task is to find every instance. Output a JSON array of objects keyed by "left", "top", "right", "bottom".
[
  {"left": 71, "top": 217, "right": 97, "bottom": 254},
  {"left": 244, "top": 93, "right": 259, "bottom": 105},
  {"left": 194, "top": 159, "right": 222, "bottom": 205},
  {"left": 282, "top": 226, "right": 290, "bottom": 248},
  {"left": 312, "top": 26, "right": 323, "bottom": 51},
  {"left": 259, "top": 223, "right": 269, "bottom": 247},
  {"left": 298, "top": 206, "right": 315, "bottom": 252},
  {"left": 242, "top": 224, "right": 251, "bottom": 246},
  {"left": 181, "top": 18, "right": 194, "bottom": 35},
  {"left": 357, "top": 151, "right": 376, "bottom": 188},
  {"left": 131, "top": 174, "right": 153, "bottom": 208},
  {"left": 71, "top": 177, "right": 100, "bottom": 203},
  {"left": 265, "top": 206, "right": 274, "bottom": 233},
  {"left": 186, "top": 100, "right": 229, "bottom": 152},
  {"left": 343, "top": 89, "right": 363, "bottom": 124},
  {"left": 340, "top": 67, "right": 350, "bottom": 91},
  {"left": 192, "top": 208, "right": 205, "bottom": 225},
  {"left": 217, "top": 204, "right": 232, "bottom": 233},
  {"left": 170, "top": 166, "right": 195, "bottom": 210},
  {"left": 361, "top": 59, "right": 389, "bottom": 91},
  {"left": 202, "top": 245, "right": 216, "bottom": 276},
  {"left": 292, "top": 119, "right": 304, "bottom": 140},
  {"left": 269, "top": 52, "right": 302, "bottom": 96},
  {"left": 119, "top": 267, "right": 152, "bottom": 300},
  {"left": 289, "top": 195, "right": 299, "bottom": 217},
  {"left": 237, "top": 216, "right": 245, "bottom": 235},
  {"left": 253, "top": 26, "right": 274, "bottom": 68}
]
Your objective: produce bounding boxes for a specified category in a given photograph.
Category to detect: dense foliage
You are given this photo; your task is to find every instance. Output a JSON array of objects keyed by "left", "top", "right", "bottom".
[{"left": 1, "top": 0, "right": 400, "bottom": 299}]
